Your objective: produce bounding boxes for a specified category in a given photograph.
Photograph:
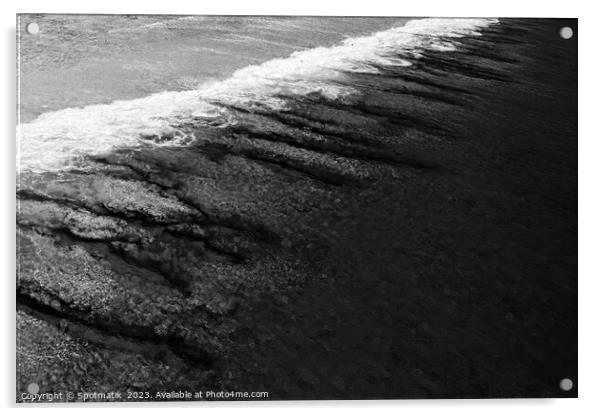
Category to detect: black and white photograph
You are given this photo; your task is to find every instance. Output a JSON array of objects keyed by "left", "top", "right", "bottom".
[{"left": 14, "top": 12, "right": 578, "bottom": 403}]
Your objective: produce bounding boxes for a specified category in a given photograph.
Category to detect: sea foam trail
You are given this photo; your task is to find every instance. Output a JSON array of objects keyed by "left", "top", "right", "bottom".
[{"left": 17, "top": 18, "right": 498, "bottom": 173}]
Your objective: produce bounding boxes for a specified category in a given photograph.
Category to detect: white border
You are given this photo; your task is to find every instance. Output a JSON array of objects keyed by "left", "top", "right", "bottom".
[{"left": 2, "top": 1, "right": 600, "bottom": 415}]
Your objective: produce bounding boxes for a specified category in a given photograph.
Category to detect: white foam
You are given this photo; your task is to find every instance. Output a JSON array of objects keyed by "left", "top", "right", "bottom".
[
  {"left": 199, "top": 18, "right": 497, "bottom": 104},
  {"left": 18, "top": 18, "right": 498, "bottom": 172},
  {"left": 17, "top": 91, "right": 226, "bottom": 172}
]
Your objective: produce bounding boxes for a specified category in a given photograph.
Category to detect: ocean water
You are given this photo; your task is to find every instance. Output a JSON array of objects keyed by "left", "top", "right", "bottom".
[
  {"left": 18, "top": 15, "right": 406, "bottom": 122},
  {"left": 16, "top": 16, "right": 577, "bottom": 399}
]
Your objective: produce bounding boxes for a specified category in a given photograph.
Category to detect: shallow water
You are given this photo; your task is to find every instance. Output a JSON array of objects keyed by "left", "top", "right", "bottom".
[{"left": 18, "top": 15, "right": 406, "bottom": 122}]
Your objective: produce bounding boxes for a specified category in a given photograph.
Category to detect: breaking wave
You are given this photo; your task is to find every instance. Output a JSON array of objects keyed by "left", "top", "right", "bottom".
[{"left": 17, "top": 18, "right": 498, "bottom": 172}]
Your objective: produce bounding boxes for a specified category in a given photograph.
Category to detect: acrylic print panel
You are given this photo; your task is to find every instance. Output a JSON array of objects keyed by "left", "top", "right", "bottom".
[{"left": 16, "top": 15, "right": 577, "bottom": 402}]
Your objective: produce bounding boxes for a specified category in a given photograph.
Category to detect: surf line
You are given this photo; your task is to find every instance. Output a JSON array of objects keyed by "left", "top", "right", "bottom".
[{"left": 17, "top": 18, "right": 498, "bottom": 173}]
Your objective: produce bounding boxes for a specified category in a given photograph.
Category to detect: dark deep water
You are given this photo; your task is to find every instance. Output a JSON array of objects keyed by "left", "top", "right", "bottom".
[{"left": 17, "top": 18, "right": 577, "bottom": 400}]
